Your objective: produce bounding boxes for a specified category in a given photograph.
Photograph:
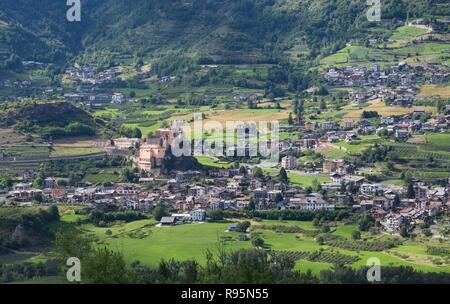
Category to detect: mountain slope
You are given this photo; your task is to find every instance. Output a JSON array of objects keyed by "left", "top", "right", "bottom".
[{"left": 0, "top": 0, "right": 448, "bottom": 68}]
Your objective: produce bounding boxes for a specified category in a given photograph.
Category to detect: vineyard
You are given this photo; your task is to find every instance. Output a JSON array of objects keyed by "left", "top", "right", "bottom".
[
  {"left": 324, "top": 238, "right": 402, "bottom": 252},
  {"left": 388, "top": 143, "right": 450, "bottom": 164},
  {"left": 270, "top": 250, "right": 360, "bottom": 265},
  {"left": 426, "top": 246, "right": 450, "bottom": 257},
  {"left": 259, "top": 224, "right": 321, "bottom": 237}
]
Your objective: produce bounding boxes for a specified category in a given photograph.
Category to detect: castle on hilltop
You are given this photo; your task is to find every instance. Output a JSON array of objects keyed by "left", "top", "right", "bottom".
[{"left": 137, "top": 122, "right": 184, "bottom": 173}]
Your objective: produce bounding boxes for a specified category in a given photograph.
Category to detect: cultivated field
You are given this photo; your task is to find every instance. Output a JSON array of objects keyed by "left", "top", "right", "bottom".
[
  {"left": 343, "top": 99, "right": 435, "bottom": 120},
  {"left": 68, "top": 215, "right": 450, "bottom": 275},
  {"left": 389, "top": 26, "right": 431, "bottom": 43},
  {"left": 418, "top": 84, "right": 450, "bottom": 98}
]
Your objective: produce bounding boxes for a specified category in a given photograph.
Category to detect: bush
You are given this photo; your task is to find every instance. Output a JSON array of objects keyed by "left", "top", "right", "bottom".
[{"left": 352, "top": 230, "right": 361, "bottom": 240}]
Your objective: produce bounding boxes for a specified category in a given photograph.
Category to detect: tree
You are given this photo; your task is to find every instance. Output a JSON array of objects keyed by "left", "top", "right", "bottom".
[
  {"left": 121, "top": 168, "right": 138, "bottom": 183},
  {"left": 311, "top": 178, "right": 322, "bottom": 192},
  {"left": 407, "top": 182, "right": 416, "bottom": 199},
  {"left": 317, "top": 86, "right": 329, "bottom": 96},
  {"left": 47, "top": 205, "right": 60, "bottom": 221},
  {"left": 55, "top": 227, "right": 92, "bottom": 260},
  {"left": 253, "top": 167, "right": 264, "bottom": 179},
  {"left": 422, "top": 228, "right": 432, "bottom": 237},
  {"left": 294, "top": 99, "right": 304, "bottom": 117},
  {"left": 275, "top": 193, "right": 284, "bottom": 204},
  {"left": 133, "top": 128, "right": 142, "bottom": 139},
  {"left": 352, "top": 230, "right": 361, "bottom": 240},
  {"left": 248, "top": 199, "right": 256, "bottom": 211},
  {"left": 207, "top": 210, "right": 224, "bottom": 222},
  {"left": 402, "top": 171, "right": 413, "bottom": 184},
  {"left": 57, "top": 179, "right": 68, "bottom": 187},
  {"left": 236, "top": 221, "right": 251, "bottom": 233},
  {"left": 152, "top": 205, "right": 168, "bottom": 221},
  {"left": 361, "top": 111, "right": 380, "bottom": 119},
  {"left": 358, "top": 214, "right": 374, "bottom": 232},
  {"left": 312, "top": 218, "right": 320, "bottom": 227},
  {"left": 83, "top": 247, "right": 131, "bottom": 284},
  {"left": 400, "top": 225, "right": 409, "bottom": 238},
  {"left": 393, "top": 195, "right": 401, "bottom": 208},
  {"left": 288, "top": 113, "right": 294, "bottom": 125},
  {"left": 68, "top": 172, "right": 81, "bottom": 187},
  {"left": 279, "top": 168, "right": 289, "bottom": 184},
  {"left": 321, "top": 225, "right": 330, "bottom": 233},
  {"left": 319, "top": 99, "right": 326, "bottom": 110},
  {"left": 33, "top": 171, "right": 45, "bottom": 188},
  {"left": 251, "top": 236, "right": 265, "bottom": 248},
  {"left": 239, "top": 166, "right": 247, "bottom": 176},
  {"left": 0, "top": 176, "right": 14, "bottom": 189},
  {"left": 316, "top": 236, "right": 324, "bottom": 245}
]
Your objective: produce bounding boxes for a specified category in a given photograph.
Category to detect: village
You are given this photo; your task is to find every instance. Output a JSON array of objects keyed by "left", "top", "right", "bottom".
[
  {"left": 1, "top": 116, "right": 449, "bottom": 235},
  {"left": 1, "top": 55, "right": 450, "bottom": 236}
]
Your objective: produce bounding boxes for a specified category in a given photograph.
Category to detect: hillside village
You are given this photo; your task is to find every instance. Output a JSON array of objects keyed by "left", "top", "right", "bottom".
[
  {"left": 2, "top": 106, "right": 449, "bottom": 236},
  {"left": 0, "top": 2, "right": 450, "bottom": 283},
  {"left": 1, "top": 48, "right": 449, "bottom": 237}
]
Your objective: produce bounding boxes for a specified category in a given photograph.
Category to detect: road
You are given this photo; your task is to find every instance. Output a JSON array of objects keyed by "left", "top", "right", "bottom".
[{"left": 0, "top": 152, "right": 108, "bottom": 165}]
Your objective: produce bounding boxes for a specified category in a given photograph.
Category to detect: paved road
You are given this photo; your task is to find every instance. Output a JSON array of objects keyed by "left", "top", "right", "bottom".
[{"left": 0, "top": 152, "right": 108, "bottom": 165}]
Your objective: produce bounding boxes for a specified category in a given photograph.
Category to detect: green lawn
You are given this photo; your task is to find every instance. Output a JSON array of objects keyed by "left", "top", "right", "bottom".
[
  {"left": 336, "top": 136, "right": 381, "bottom": 153},
  {"left": 195, "top": 156, "right": 233, "bottom": 169},
  {"left": 287, "top": 172, "right": 330, "bottom": 188},
  {"left": 382, "top": 179, "right": 406, "bottom": 187},
  {"left": 50, "top": 147, "right": 103, "bottom": 157},
  {"left": 263, "top": 169, "right": 330, "bottom": 187},
  {"left": 86, "top": 221, "right": 250, "bottom": 266},
  {"left": 93, "top": 108, "right": 121, "bottom": 118},
  {"left": 390, "top": 26, "right": 429, "bottom": 42},
  {"left": 332, "top": 224, "right": 359, "bottom": 239},
  {"left": 84, "top": 172, "right": 121, "bottom": 184},
  {"left": 122, "top": 121, "right": 165, "bottom": 137}
]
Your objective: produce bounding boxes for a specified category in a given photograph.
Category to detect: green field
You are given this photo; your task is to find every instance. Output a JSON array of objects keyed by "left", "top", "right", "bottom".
[
  {"left": 86, "top": 221, "right": 250, "bottom": 266},
  {"left": 389, "top": 26, "right": 430, "bottom": 42},
  {"left": 73, "top": 218, "right": 450, "bottom": 274},
  {"left": 382, "top": 179, "right": 406, "bottom": 187},
  {"left": 195, "top": 156, "right": 233, "bottom": 169},
  {"left": 425, "top": 133, "right": 450, "bottom": 150},
  {"left": 93, "top": 108, "right": 121, "bottom": 118},
  {"left": 84, "top": 172, "right": 121, "bottom": 184},
  {"left": 50, "top": 147, "right": 103, "bottom": 157},
  {"left": 263, "top": 170, "right": 330, "bottom": 187},
  {"left": 3, "top": 145, "right": 50, "bottom": 159},
  {"left": 321, "top": 37, "right": 449, "bottom": 67}
]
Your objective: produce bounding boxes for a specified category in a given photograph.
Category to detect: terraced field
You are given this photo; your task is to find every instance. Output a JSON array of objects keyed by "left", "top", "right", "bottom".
[
  {"left": 389, "top": 25, "right": 431, "bottom": 42},
  {"left": 2, "top": 144, "right": 50, "bottom": 159},
  {"left": 388, "top": 142, "right": 450, "bottom": 164}
]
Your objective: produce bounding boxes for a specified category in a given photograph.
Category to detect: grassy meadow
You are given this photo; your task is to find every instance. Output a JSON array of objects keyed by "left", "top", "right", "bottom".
[{"left": 67, "top": 214, "right": 450, "bottom": 274}]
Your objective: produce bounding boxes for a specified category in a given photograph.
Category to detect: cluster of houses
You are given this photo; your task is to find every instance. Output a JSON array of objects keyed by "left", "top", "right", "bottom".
[
  {"left": 359, "top": 181, "right": 448, "bottom": 233},
  {"left": 65, "top": 66, "right": 121, "bottom": 85},
  {"left": 64, "top": 91, "right": 127, "bottom": 105},
  {"left": 287, "top": 107, "right": 448, "bottom": 146},
  {"left": 59, "top": 66, "right": 128, "bottom": 106},
  {"left": 324, "top": 62, "right": 449, "bottom": 106},
  {"left": 0, "top": 79, "right": 32, "bottom": 89},
  {"left": 2, "top": 159, "right": 449, "bottom": 233}
]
